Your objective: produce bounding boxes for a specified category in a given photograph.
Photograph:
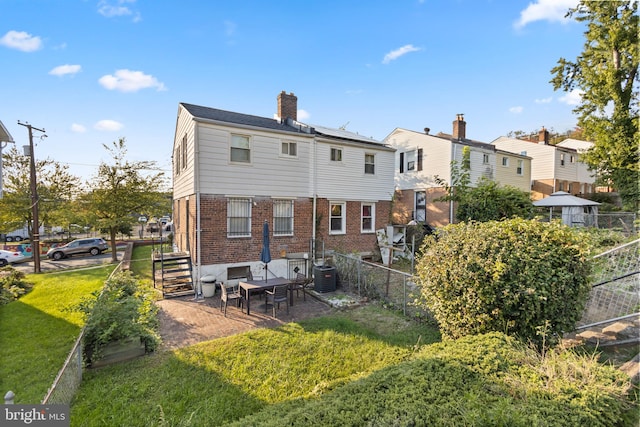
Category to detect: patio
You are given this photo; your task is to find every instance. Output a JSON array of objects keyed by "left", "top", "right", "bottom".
[{"left": 157, "top": 288, "right": 340, "bottom": 350}]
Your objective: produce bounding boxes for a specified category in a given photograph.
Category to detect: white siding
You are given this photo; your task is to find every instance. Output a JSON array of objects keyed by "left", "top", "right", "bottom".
[
  {"left": 385, "top": 129, "right": 452, "bottom": 190},
  {"left": 195, "top": 122, "right": 314, "bottom": 198},
  {"left": 314, "top": 138, "right": 395, "bottom": 201},
  {"left": 492, "top": 137, "right": 556, "bottom": 181},
  {"left": 173, "top": 105, "right": 196, "bottom": 199},
  {"left": 495, "top": 151, "right": 531, "bottom": 192}
]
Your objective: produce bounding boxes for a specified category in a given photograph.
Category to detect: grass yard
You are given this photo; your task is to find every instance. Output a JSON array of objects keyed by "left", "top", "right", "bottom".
[{"left": 0, "top": 265, "right": 115, "bottom": 403}]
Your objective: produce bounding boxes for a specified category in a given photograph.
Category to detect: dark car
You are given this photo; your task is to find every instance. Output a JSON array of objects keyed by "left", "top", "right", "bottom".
[{"left": 46, "top": 238, "right": 109, "bottom": 261}]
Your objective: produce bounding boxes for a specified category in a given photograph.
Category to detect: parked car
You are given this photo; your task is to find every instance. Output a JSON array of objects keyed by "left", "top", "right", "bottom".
[
  {"left": 46, "top": 238, "right": 109, "bottom": 261},
  {"left": 0, "top": 249, "right": 30, "bottom": 266}
]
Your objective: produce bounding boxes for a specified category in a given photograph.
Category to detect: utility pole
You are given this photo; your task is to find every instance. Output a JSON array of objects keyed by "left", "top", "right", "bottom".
[{"left": 18, "top": 121, "right": 45, "bottom": 274}]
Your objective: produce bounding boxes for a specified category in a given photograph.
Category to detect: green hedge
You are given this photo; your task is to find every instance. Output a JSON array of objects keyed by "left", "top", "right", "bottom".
[{"left": 414, "top": 218, "right": 594, "bottom": 346}]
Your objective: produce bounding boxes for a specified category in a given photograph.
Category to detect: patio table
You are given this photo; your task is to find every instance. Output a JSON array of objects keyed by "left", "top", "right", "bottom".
[{"left": 239, "top": 277, "right": 292, "bottom": 315}]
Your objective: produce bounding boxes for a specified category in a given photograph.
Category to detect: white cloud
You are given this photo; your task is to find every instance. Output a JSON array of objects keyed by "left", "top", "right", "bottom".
[
  {"left": 382, "top": 44, "right": 421, "bottom": 64},
  {"left": 98, "top": 0, "right": 141, "bottom": 21},
  {"left": 49, "top": 64, "right": 82, "bottom": 77},
  {"left": 514, "top": 0, "right": 578, "bottom": 29},
  {"left": 71, "top": 123, "right": 86, "bottom": 133},
  {"left": 98, "top": 69, "right": 166, "bottom": 92},
  {"left": 559, "top": 89, "right": 583, "bottom": 105},
  {"left": 535, "top": 97, "right": 553, "bottom": 104},
  {"left": 297, "top": 110, "right": 310, "bottom": 121},
  {"left": 0, "top": 30, "right": 42, "bottom": 52},
  {"left": 94, "top": 120, "right": 124, "bottom": 131},
  {"left": 509, "top": 106, "right": 524, "bottom": 114}
]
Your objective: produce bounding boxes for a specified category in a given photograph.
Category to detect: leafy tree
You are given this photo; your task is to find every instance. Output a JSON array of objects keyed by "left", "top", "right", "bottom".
[
  {"left": 435, "top": 147, "right": 534, "bottom": 222},
  {"left": 550, "top": 0, "right": 639, "bottom": 211},
  {"left": 414, "top": 219, "right": 594, "bottom": 347},
  {"left": 0, "top": 145, "right": 81, "bottom": 237},
  {"left": 85, "top": 138, "right": 166, "bottom": 261}
]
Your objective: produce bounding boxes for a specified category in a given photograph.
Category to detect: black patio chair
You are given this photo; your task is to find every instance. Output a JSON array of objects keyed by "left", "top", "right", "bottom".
[
  {"left": 265, "top": 284, "right": 289, "bottom": 318},
  {"left": 291, "top": 272, "right": 313, "bottom": 301},
  {"left": 220, "top": 282, "right": 243, "bottom": 317}
]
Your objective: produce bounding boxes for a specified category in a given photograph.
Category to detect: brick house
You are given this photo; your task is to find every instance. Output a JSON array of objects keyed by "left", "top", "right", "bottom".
[
  {"left": 385, "top": 115, "right": 531, "bottom": 227},
  {"left": 171, "top": 91, "right": 395, "bottom": 284}
]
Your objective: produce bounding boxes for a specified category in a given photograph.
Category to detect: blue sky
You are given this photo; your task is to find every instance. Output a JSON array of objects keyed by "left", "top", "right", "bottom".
[{"left": 0, "top": 0, "right": 585, "bottom": 182}]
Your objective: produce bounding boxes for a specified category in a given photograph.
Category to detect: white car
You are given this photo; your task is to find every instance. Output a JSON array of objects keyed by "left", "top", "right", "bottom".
[{"left": 0, "top": 249, "right": 30, "bottom": 267}]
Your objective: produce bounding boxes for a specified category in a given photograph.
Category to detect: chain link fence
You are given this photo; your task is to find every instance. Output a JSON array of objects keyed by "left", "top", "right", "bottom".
[{"left": 577, "top": 239, "right": 640, "bottom": 328}]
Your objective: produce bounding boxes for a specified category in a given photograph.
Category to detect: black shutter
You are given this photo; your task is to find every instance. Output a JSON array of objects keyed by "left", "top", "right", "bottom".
[
  {"left": 417, "top": 149, "right": 423, "bottom": 171},
  {"left": 399, "top": 152, "right": 404, "bottom": 173}
]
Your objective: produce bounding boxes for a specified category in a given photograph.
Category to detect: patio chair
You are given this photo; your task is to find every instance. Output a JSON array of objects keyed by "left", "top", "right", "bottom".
[
  {"left": 220, "top": 282, "right": 243, "bottom": 317},
  {"left": 247, "top": 271, "right": 265, "bottom": 300},
  {"left": 265, "top": 284, "right": 289, "bottom": 318},
  {"left": 291, "top": 272, "right": 313, "bottom": 301}
]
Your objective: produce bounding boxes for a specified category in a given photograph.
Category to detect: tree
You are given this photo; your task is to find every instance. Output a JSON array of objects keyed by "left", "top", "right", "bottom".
[
  {"left": 435, "top": 147, "right": 534, "bottom": 222},
  {"left": 550, "top": 0, "right": 639, "bottom": 211},
  {"left": 0, "top": 145, "right": 81, "bottom": 236},
  {"left": 86, "top": 138, "right": 167, "bottom": 262}
]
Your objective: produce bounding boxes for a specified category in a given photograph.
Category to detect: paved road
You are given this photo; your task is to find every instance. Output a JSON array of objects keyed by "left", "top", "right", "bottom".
[{"left": 12, "top": 252, "right": 122, "bottom": 273}]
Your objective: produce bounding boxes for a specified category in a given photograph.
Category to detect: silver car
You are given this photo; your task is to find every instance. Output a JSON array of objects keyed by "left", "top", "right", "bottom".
[{"left": 46, "top": 238, "right": 109, "bottom": 261}]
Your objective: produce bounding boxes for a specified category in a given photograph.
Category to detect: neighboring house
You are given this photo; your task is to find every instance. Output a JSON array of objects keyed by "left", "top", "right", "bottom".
[
  {"left": 385, "top": 114, "right": 531, "bottom": 227},
  {"left": 492, "top": 129, "right": 595, "bottom": 201},
  {"left": 172, "top": 91, "right": 395, "bottom": 284}
]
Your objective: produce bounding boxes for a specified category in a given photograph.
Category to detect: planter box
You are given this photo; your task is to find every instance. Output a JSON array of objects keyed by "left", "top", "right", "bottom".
[{"left": 90, "top": 337, "right": 146, "bottom": 368}]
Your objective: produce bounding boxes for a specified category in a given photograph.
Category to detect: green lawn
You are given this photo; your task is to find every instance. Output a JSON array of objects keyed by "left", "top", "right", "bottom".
[{"left": 0, "top": 266, "right": 115, "bottom": 403}]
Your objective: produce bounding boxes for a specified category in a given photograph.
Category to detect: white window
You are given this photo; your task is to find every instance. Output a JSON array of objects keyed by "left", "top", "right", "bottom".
[
  {"left": 517, "top": 160, "right": 524, "bottom": 176},
  {"left": 560, "top": 153, "right": 565, "bottom": 166},
  {"left": 483, "top": 154, "right": 489, "bottom": 164},
  {"left": 329, "top": 202, "right": 346, "bottom": 234},
  {"left": 281, "top": 141, "right": 297, "bottom": 157},
  {"left": 364, "top": 154, "right": 375, "bottom": 174},
  {"left": 406, "top": 151, "right": 416, "bottom": 171},
  {"left": 231, "top": 134, "right": 251, "bottom": 163},
  {"left": 273, "top": 199, "right": 294, "bottom": 236},
  {"left": 570, "top": 155, "right": 575, "bottom": 163},
  {"left": 361, "top": 203, "right": 375, "bottom": 233},
  {"left": 330, "top": 147, "right": 342, "bottom": 162},
  {"left": 227, "top": 198, "right": 251, "bottom": 237},
  {"left": 501, "top": 156, "right": 509, "bottom": 167}
]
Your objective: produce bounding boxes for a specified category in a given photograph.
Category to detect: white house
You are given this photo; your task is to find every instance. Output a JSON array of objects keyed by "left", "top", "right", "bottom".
[
  {"left": 385, "top": 114, "right": 531, "bottom": 227},
  {"left": 492, "top": 129, "right": 595, "bottom": 200},
  {"left": 171, "top": 91, "right": 395, "bottom": 286}
]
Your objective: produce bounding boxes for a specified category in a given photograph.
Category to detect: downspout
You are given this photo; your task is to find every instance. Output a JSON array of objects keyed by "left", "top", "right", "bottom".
[
  {"left": 194, "top": 120, "right": 202, "bottom": 298},
  {"left": 449, "top": 143, "right": 456, "bottom": 224},
  {"left": 312, "top": 136, "right": 317, "bottom": 264}
]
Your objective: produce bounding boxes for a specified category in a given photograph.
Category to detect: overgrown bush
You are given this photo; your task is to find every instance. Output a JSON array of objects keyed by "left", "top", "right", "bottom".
[
  {"left": 0, "top": 266, "right": 33, "bottom": 305},
  {"left": 78, "top": 271, "right": 160, "bottom": 365},
  {"left": 414, "top": 218, "right": 594, "bottom": 346}
]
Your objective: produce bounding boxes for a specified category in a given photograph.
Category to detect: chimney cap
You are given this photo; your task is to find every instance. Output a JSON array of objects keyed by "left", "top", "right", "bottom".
[{"left": 424, "top": 127, "right": 430, "bottom": 134}]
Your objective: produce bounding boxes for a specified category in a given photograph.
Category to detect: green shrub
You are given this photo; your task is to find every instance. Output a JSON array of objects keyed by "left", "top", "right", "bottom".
[
  {"left": 0, "top": 266, "right": 33, "bottom": 305},
  {"left": 414, "top": 218, "right": 594, "bottom": 346},
  {"left": 77, "top": 271, "right": 160, "bottom": 365}
]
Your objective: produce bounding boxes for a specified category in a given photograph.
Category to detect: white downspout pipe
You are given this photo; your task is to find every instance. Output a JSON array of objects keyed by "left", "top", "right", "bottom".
[
  {"left": 194, "top": 121, "right": 203, "bottom": 298},
  {"left": 312, "top": 136, "right": 317, "bottom": 265}
]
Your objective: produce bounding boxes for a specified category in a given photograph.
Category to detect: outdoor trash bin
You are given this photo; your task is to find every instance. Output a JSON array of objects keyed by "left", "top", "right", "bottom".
[
  {"left": 313, "top": 266, "right": 336, "bottom": 293},
  {"left": 201, "top": 275, "right": 217, "bottom": 298}
]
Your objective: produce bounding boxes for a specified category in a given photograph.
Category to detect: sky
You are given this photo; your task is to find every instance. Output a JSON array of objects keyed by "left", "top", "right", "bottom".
[{"left": 0, "top": 0, "right": 587, "bottom": 183}]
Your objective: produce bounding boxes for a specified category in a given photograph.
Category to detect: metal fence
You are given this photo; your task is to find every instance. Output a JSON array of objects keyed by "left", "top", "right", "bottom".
[
  {"left": 40, "top": 248, "right": 130, "bottom": 405},
  {"left": 577, "top": 238, "right": 640, "bottom": 329},
  {"left": 331, "top": 253, "right": 432, "bottom": 321},
  {"left": 545, "top": 212, "right": 637, "bottom": 236}
]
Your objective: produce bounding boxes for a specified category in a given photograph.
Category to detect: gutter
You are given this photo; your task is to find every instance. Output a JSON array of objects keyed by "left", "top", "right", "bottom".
[{"left": 194, "top": 119, "right": 202, "bottom": 297}]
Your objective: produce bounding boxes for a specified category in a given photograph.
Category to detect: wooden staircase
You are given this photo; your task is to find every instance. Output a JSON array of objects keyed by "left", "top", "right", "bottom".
[{"left": 152, "top": 251, "right": 194, "bottom": 298}]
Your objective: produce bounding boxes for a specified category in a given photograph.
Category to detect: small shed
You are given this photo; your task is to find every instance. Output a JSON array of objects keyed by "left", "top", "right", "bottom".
[{"left": 533, "top": 191, "right": 600, "bottom": 227}]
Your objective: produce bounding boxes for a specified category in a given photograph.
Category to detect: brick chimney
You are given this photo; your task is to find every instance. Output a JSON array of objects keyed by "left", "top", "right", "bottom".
[
  {"left": 538, "top": 127, "right": 549, "bottom": 145},
  {"left": 277, "top": 91, "right": 297, "bottom": 121},
  {"left": 452, "top": 114, "right": 466, "bottom": 140}
]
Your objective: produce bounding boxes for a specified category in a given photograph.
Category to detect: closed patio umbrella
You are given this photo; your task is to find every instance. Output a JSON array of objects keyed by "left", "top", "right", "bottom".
[{"left": 260, "top": 220, "right": 271, "bottom": 282}]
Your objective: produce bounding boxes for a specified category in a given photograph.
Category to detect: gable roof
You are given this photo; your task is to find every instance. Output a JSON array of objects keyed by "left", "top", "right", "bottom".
[
  {"left": 532, "top": 191, "right": 600, "bottom": 207},
  {"left": 181, "top": 102, "right": 308, "bottom": 135},
  {"left": 180, "top": 102, "right": 391, "bottom": 149}
]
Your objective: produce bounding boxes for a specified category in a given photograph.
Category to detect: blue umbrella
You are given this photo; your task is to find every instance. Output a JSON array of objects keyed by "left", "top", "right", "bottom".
[{"left": 260, "top": 220, "right": 271, "bottom": 281}]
